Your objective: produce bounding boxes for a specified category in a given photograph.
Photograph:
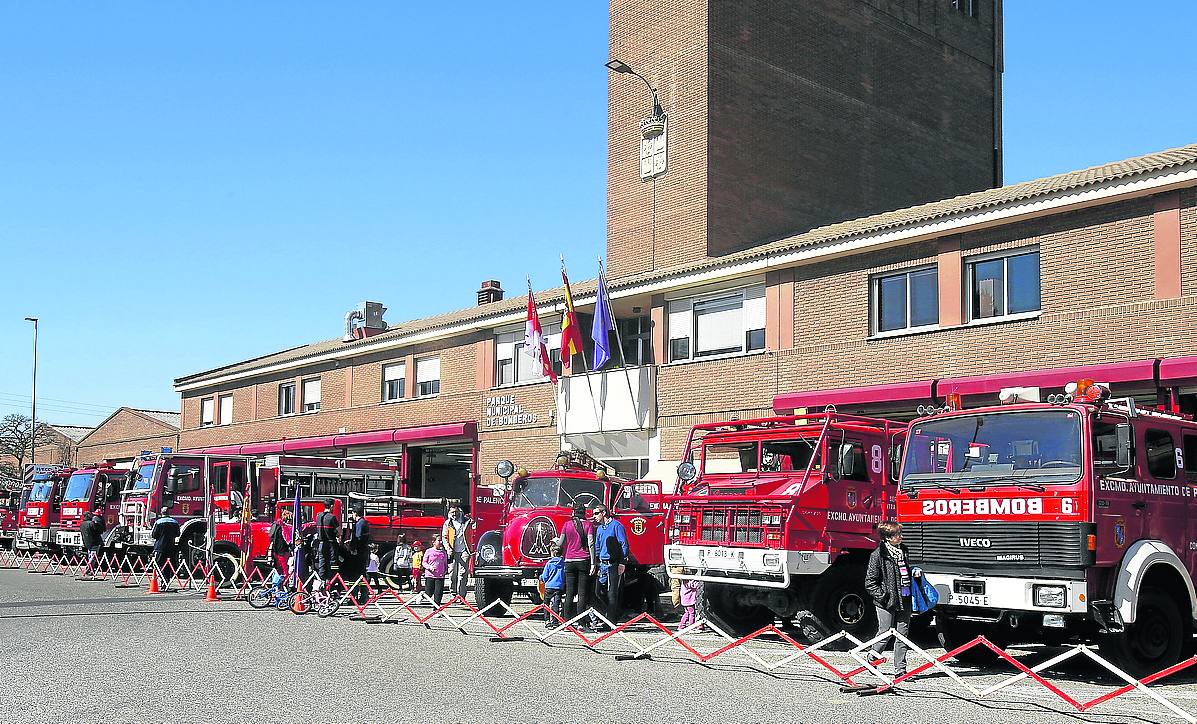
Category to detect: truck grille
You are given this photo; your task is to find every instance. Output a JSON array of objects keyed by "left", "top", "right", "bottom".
[
  {"left": 678, "top": 503, "right": 783, "bottom": 548},
  {"left": 903, "top": 521, "right": 1093, "bottom": 568}
]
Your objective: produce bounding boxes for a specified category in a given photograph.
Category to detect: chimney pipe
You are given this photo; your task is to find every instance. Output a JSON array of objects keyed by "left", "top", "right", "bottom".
[
  {"left": 344, "top": 309, "right": 365, "bottom": 342},
  {"left": 477, "top": 280, "right": 504, "bottom": 306}
]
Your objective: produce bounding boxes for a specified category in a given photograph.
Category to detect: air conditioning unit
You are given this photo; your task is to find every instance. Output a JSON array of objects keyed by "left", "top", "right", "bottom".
[{"left": 362, "top": 302, "right": 387, "bottom": 330}]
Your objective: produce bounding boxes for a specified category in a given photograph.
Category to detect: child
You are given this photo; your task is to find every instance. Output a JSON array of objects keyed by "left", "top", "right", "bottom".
[
  {"left": 669, "top": 566, "right": 684, "bottom": 609},
  {"left": 366, "top": 544, "right": 382, "bottom": 588},
  {"left": 421, "top": 536, "right": 449, "bottom": 606},
  {"left": 678, "top": 579, "right": 700, "bottom": 631},
  {"left": 410, "top": 540, "right": 425, "bottom": 594},
  {"left": 392, "top": 534, "right": 414, "bottom": 591},
  {"left": 539, "top": 544, "right": 565, "bottom": 626}
]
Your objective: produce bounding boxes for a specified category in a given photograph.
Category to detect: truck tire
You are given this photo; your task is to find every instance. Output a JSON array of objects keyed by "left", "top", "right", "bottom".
[
  {"left": 474, "top": 576, "right": 514, "bottom": 617},
  {"left": 936, "top": 615, "right": 1007, "bottom": 665},
  {"left": 1100, "top": 589, "right": 1185, "bottom": 678},
  {"left": 807, "top": 565, "right": 875, "bottom": 643},
  {"left": 697, "top": 582, "right": 773, "bottom": 637}
]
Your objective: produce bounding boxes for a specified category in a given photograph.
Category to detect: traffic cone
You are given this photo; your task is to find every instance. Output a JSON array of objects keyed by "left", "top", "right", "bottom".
[
  {"left": 146, "top": 575, "right": 162, "bottom": 595},
  {"left": 291, "top": 592, "right": 308, "bottom": 614},
  {"left": 205, "top": 577, "right": 220, "bottom": 602}
]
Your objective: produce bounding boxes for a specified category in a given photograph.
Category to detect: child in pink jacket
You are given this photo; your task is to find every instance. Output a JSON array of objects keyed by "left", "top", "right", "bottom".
[
  {"left": 678, "top": 579, "right": 701, "bottom": 631},
  {"left": 421, "top": 536, "right": 450, "bottom": 606}
]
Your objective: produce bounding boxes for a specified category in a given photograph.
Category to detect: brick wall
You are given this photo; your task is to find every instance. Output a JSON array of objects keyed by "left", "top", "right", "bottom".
[
  {"left": 1181, "top": 188, "right": 1197, "bottom": 297},
  {"left": 73, "top": 408, "right": 181, "bottom": 464},
  {"left": 606, "top": 0, "right": 999, "bottom": 282}
]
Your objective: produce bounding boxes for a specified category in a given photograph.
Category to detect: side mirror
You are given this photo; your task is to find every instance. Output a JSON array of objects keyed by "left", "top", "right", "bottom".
[
  {"left": 839, "top": 444, "right": 857, "bottom": 477},
  {"left": 1115, "top": 423, "right": 1134, "bottom": 469}
]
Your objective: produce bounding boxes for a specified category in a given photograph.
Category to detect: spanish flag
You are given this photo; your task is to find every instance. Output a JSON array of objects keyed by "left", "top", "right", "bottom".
[{"left": 560, "top": 260, "right": 585, "bottom": 372}]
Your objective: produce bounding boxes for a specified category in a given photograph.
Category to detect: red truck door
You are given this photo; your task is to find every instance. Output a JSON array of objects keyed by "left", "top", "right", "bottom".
[
  {"left": 1140, "top": 425, "right": 1186, "bottom": 552},
  {"left": 613, "top": 481, "right": 665, "bottom": 564},
  {"left": 827, "top": 435, "right": 883, "bottom": 538}
]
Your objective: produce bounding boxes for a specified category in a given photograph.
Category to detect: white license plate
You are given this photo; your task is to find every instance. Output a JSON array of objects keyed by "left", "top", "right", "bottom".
[{"left": 948, "top": 593, "right": 990, "bottom": 607}]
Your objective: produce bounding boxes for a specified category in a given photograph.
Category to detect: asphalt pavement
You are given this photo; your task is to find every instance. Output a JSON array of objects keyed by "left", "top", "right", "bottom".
[{"left": 1, "top": 567, "right": 1194, "bottom": 723}]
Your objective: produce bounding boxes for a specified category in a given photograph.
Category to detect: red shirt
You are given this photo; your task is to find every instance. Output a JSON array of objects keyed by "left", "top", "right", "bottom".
[{"left": 560, "top": 518, "right": 593, "bottom": 562}]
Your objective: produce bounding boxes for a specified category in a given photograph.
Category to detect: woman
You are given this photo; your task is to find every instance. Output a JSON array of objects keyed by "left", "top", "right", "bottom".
[
  {"left": 421, "top": 536, "right": 449, "bottom": 606},
  {"left": 864, "top": 520, "right": 914, "bottom": 679},
  {"left": 557, "top": 501, "right": 597, "bottom": 630}
]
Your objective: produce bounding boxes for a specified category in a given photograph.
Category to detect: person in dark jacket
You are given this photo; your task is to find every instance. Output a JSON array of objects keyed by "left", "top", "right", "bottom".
[
  {"left": 80, "top": 512, "right": 106, "bottom": 576},
  {"left": 151, "top": 507, "right": 181, "bottom": 581},
  {"left": 267, "top": 507, "right": 294, "bottom": 578},
  {"left": 864, "top": 520, "right": 914, "bottom": 678},
  {"left": 315, "top": 499, "right": 340, "bottom": 581},
  {"left": 341, "top": 505, "right": 371, "bottom": 583}
]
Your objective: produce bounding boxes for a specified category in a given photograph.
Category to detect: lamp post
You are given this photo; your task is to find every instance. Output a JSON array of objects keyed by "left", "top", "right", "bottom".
[
  {"left": 605, "top": 59, "right": 664, "bottom": 118},
  {"left": 24, "top": 317, "right": 38, "bottom": 469},
  {"left": 607, "top": 59, "right": 667, "bottom": 267}
]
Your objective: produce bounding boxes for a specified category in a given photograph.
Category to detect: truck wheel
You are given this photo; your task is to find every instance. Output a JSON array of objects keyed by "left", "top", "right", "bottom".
[
  {"left": 1100, "top": 589, "right": 1185, "bottom": 678},
  {"left": 698, "top": 582, "right": 773, "bottom": 637},
  {"left": 379, "top": 550, "right": 401, "bottom": 590},
  {"left": 474, "top": 576, "right": 514, "bottom": 617},
  {"left": 211, "top": 553, "right": 240, "bottom": 586},
  {"left": 936, "top": 615, "right": 1006, "bottom": 665},
  {"left": 808, "top": 565, "right": 875, "bottom": 643}
]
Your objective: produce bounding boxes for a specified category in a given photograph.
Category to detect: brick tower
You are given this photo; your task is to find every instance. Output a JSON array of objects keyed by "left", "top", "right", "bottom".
[{"left": 607, "top": 0, "right": 1003, "bottom": 279}]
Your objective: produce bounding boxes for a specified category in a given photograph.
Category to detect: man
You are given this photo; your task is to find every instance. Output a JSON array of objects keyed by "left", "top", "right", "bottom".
[
  {"left": 315, "top": 498, "right": 340, "bottom": 581},
  {"left": 592, "top": 504, "right": 630, "bottom": 625},
  {"left": 150, "top": 506, "right": 181, "bottom": 583},
  {"left": 441, "top": 503, "right": 473, "bottom": 599},
  {"left": 864, "top": 520, "right": 915, "bottom": 680},
  {"left": 80, "top": 512, "right": 106, "bottom": 577},
  {"left": 267, "top": 507, "right": 294, "bottom": 579},
  {"left": 342, "top": 505, "right": 371, "bottom": 583}
]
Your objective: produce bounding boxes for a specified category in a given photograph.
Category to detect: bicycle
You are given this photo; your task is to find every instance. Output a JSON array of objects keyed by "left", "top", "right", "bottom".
[
  {"left": 292, "top": 579, "right": 344, "bottom": 618},
  {"left": 247, "top": 572, "right": 293, "bottom": 610}
]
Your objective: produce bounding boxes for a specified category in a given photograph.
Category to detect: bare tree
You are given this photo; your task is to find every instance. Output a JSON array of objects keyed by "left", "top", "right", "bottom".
[{"left": 0, "top": 414, "right": 62, "bottom": 480}]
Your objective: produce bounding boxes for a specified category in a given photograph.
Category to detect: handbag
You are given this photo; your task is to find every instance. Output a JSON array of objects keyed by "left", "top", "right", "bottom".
[{"left": 910, "top": 570, "right": 940, "bottom": 614}]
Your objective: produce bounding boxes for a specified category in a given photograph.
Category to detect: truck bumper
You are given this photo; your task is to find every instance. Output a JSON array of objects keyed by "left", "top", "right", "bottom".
[
  {"left": 55, "top": 531, "right": 83, "bottom": 549},
  {"left": 18, "top": 527, "right": 53, "bottom": 551},
  {"left": 665, "top": 544, "right": 831, "bottom": 589},
  {"left": 925, "top": 571, "right": 1088, "bottom": 615}
]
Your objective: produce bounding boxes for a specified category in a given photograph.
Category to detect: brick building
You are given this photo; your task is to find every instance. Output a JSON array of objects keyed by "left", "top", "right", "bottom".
[
  {"left": 74, "top": 408, "right": 181, "bottom": 465},
  {"left": 173, "top": 1, "right": 1196, "bottom": 500}
]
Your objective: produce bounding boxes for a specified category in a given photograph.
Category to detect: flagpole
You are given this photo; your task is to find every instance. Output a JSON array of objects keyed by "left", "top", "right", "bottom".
[
  {"left": 560, "top": 257, "right": 602, "bottom": 444},
  {"left": 600, "top": 258, "right": 641, "bottom": 427}
]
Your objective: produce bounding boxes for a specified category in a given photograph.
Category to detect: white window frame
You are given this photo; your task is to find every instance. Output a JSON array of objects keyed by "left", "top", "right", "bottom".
[
  {"left": 199, "top": 398, "right": 214, "bottom": 427},
  {"left": 965, "top": 247, "right": 1041, "bottom": 325},
  {"left": 494, "top": 322, "right": 561, "bottom": 387},
  {"left": 301, "top": 377, "right": 321, "bottom": 413},
  {"left": 416, "top": 356, "right": 441, "bottom": 398},
  {"left": 217, "top": 394, "right": 233, "bottom": 426},
  {"left": 278, "top": 382, "right": 296, "bottom": 417},
  {"left": 382, "top": 362, "right": 406, "bottom": 402},
  {"left": 667, "top": 285, "right": 766, "bottom": 363},
  {"left": 869, "top": 265, "right": 940, "bottom": 337}
]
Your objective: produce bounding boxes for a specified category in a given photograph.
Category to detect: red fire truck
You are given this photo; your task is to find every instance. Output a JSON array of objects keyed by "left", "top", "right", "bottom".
[
  {"left": 898, "top": 382, "right": 1197, "bottom": 676},
  {"left": 472, "top": 450, "right": 668, "bottom": 612},
  {"left": 666, "top": 412, "right": 906, "bottom": 638},
  {"left": 54, "top": 462, "right": 129, "bottom": 556},
  {"left": 15, "top": 467, "right": 73, "bottom": 552},
  {"left": 115, "top": 451, "right": 447, "bottom": 581},
  {"left": 1, "top": 488, "right": 21, "bottom": 548}
]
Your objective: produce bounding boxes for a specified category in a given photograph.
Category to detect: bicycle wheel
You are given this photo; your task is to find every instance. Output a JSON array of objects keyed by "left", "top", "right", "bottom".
[
  {"left": 316, "top": 595, "right": 342, "bottom": 619},
  {"left": 280, "top": 592, "right": 301, "bottom": 612},
  {"left": 247, "top": 586, "right": 273, "bottom": 609}
]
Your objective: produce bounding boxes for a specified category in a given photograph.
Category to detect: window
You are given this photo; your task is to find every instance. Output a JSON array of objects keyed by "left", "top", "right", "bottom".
[
  {"left": 301, "top": 378, "right": 321, "bottom": 413},
  {"left": 872, "top": 267, "right": 938, "bottom": 334},
  {"left": 200, "top": 398, "right": 214, "bottom": 427},
  {"left": 416, "top": 357, "right": 441, "bottom": 397},
  {"left": 967, "top": 249, "right": 1040, "bottom": 321},
  {"left": 495, "top": 324, "right": 561, "bottom": 386},
  {"left": 1184, "top": 435, "right": 1197, "bottom": 477},
  {"left": 619, "top": 316, "right": 653, "bottom": 366},
  {"left": 1093, "top": 420, "right": 1121, "bottom": 468},
  {"left": 1144, "top": 429, "right": 1176, "bottom": 479},
  {"left": 668, "top": 285, "right": 765, "bottom": 362},
  {"left": 383, "top": 362, "right": 406, "bottom": 402},
  {"left": 218, "top": 395, "right": 233, "bottom": 426},
  {"left": 835, "top": 441, "right": 870, "bottom": 482},
  {"left": 278, "top": 383, "right": 296, "bottom": 416}
]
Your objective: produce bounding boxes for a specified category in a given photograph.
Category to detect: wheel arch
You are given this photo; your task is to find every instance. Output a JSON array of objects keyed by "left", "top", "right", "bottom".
[{"left": 1115, "top": 539, "right": 1197, "bottom": 625}]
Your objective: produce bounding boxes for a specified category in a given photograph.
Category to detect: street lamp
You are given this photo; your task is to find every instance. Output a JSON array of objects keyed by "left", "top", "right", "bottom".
[
  {"left": 24, "top": 317, "right": 38, "bottom": 469},
  {"left": 606, "top": 59, "right": 664, "bottom": 118}
]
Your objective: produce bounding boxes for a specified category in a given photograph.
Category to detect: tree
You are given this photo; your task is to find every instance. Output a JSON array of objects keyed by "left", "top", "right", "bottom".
[{"left": 0, "top": 414, "right": 63, "bottom": 480}]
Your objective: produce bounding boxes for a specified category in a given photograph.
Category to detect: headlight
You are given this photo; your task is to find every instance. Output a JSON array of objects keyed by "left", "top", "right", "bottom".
[
  {"left": 668, "top": 548, "right": 683, "bottom": 562},
  {"left": 677, "top": 462, "right": 697, "bottom": 482},
  {"left": 479, "top": 544, "right": 498, "bottom": 564},
  {"left": 1033, "top": 585, "right": 1067, "bottom": 608},
  {"left": 494, "top": 460, "right": 515, "bottom": 478},
  {"left": 762, "top": 553, "right": 781, "bottom": 569}
]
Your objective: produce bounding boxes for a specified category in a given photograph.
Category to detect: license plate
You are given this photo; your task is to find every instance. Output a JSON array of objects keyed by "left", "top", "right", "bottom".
[
  {"left": 700, "top": 548, "right": 737, "bottom": 560},
  {"left": 948, "top": 593, "right": 990, "bottom": 607}
]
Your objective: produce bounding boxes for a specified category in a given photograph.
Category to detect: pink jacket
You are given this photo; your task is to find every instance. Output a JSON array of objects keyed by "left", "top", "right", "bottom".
[
  {"left": 680, "top": 580, "right": 700, "bottom": 607},
  {"left": 421, "top": 548, "right": 448, "bottom": 578}
]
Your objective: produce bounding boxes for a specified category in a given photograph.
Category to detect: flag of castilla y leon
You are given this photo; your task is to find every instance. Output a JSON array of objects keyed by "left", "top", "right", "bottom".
[
  {"left": 560, "top": 261, "right": 584, "bottom": 373},
  {"left": 524, "top": 281, "right": 558, "bottom": 384}
]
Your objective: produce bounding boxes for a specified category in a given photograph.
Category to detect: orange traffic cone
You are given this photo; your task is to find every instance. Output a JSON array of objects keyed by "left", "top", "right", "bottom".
[
  {"left": 205, "top": 578, "right": 220, "bottom": 602},
  {"left": 291, "top": 592, "right": 308, "bottom": 614},
  {"left": 146, "top": 575, "right": 162, "bottom": 595}
]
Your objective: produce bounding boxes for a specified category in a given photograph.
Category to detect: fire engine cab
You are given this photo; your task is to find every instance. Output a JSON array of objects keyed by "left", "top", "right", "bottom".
[
  {"left": 55, "top": 462, "right": 128, "bottom": 555},
  {"left": 1, "top": 488, "right": 21, "bottom": 548},
  {"left": 16, "top": 467, "right": 73, "bottom": 552},
  {"left": 899, "top": 382, "right": 1197, "bottom": 676},
  {"left": 472, "top": 450, "right": 667, "bottom": 613},
  {"left": 666, "top": 412, "right": 906, "bottom": 638}
]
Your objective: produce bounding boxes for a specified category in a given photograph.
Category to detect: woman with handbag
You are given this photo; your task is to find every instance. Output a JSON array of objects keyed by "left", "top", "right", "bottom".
[{"left": 864, "top": 520, "right": 918, "bottom": 679}]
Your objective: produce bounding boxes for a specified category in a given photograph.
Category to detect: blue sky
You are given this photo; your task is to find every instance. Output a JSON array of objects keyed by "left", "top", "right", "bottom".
[{"left": 1, "top": 2, "right": 1194, "bottom": 427}]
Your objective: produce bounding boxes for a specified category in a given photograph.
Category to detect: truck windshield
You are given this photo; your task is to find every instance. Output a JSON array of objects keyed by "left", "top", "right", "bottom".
[
  {"left": 30, "top": 482, "right": 53, "bottom": 502},
  {"left": 510, "top": 477, "right": 606, "bottom": 510},
  {"left": 63, "top": 473, "right": 96, "bottom": 502},
  {"left": 703, "top": 438, "right": 820, "bottom": 475},
  {"left": 131, "top": 463, "right": 157, "bottom": 492},
  {"left": 901, "top": 409, "right": 1083, "bottom": 489}
]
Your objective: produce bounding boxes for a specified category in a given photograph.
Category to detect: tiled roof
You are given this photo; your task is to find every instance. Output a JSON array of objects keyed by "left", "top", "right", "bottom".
[
  {"left": 50, "top": 425, "right": 94, "bottom": 443},
  {"left": 175, "top": 142, "right": 1197, "bottom": 387},
  {"left": 132, "top": 409, "right": 181, "bottom": 430}
]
